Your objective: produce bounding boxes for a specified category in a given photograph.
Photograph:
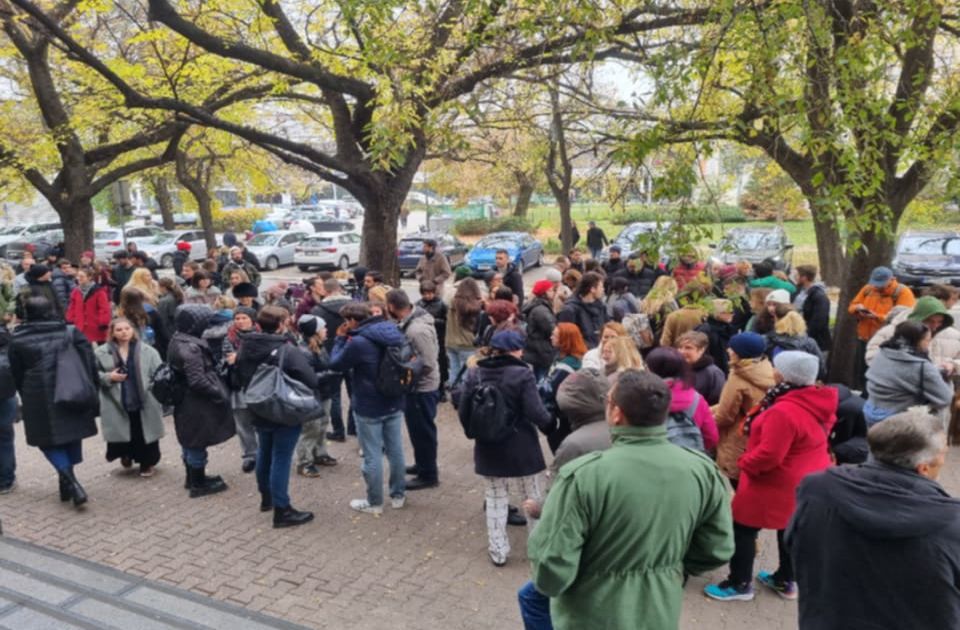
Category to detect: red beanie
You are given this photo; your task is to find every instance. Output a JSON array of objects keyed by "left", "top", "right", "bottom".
[{"left": 532, "top": 279, "right": 554, "bottom": 297}]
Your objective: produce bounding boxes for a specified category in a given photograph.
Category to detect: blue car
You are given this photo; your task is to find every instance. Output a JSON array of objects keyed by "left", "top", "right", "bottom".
[{"left": 465, "top": 231, "right": 544, "bottom": 273}]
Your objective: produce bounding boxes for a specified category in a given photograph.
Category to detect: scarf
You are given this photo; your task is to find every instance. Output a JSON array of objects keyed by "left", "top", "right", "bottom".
[{"left": 741, "top": 381, "right": 806, "bottom": 436}]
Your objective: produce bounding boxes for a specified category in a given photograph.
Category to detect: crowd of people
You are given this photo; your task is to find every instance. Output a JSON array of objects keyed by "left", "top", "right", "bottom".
[{"left": 0, "top": 232, "right": 958, "bottom": 629}]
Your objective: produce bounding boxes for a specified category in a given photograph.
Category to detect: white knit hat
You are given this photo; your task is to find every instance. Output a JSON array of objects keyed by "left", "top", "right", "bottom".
[
  {"left": 545, "top": 268, "right": 562, "bottom": 283},
  {"left": 773, "top": 351, "right": 819, "bottom": 386},
  {"left": 766, "top": 289, "right": 791, "bottom": 305}
]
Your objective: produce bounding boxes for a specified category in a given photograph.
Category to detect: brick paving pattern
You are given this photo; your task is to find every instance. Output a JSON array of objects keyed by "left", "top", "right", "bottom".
[{"left": 1, "top": 402, "right": 957, "bottom": 629}]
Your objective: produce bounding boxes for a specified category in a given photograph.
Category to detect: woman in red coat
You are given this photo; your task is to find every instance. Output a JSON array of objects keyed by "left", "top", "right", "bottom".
[
  {"left": 66, "top": 267, "right": 112, "bottom": 344},
  {"left": 705, "top": 350, "right": 836, "bottom": 602}
]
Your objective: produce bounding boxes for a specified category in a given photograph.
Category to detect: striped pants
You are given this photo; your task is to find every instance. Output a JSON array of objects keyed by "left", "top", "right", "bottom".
[{"left": 483, "top": 474, "right": 545, "bottom": 564}]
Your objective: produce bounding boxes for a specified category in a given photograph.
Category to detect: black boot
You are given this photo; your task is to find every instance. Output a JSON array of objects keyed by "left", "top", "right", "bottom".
[
  {"left": 188, "top": 466, "right": 227, "bottom": 498},
  {"left": 273, "top": 506, "right": 314, "bottom": 529},
  {"left": 57, "top": 471, "right": 70, "bottom": 502},
  {"left": 63, "top": 468, "right": 87, "bottom": 507},
  {"left": 182, "top": 459, "right": 190, "bottom": 490},
  {"left": 260, "top": 491, "right": 273, "bottom": 512}
]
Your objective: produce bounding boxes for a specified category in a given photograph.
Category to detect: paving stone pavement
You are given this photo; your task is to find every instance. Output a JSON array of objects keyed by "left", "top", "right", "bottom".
[{"left": 1, "top": 401, "right": 957, "bottom": 630}]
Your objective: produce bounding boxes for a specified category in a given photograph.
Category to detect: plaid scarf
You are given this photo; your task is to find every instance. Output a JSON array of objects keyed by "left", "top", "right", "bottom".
[{"left": 741, "top": 381, "right": 806, "bottom": 436}]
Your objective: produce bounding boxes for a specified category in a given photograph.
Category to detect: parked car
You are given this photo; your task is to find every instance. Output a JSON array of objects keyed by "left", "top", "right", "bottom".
[
  {"left": 294, "top": 232, "right": 362, "bottom": 271},
  {"left": 710, "top": 226, "right": 794, "bottom": 271},
  {"left": 3, "top": 229, "right": 63, "bottom": 263},
  {"left": 892, "top": 230, "right": 960, "bottom": 289},
  {"left": 94, "top": 225, "right": 164, "bottom": 257},
  {"left": 397, "top": 233, "right": 469, "bottom": 276},
  {"left": 310, "top": 219, "right": 356, "bottom": 233},
  {"left": 464, "top": 231, "right": 543, "bottom": 273},
  {"left": 0, "top": 222, "right": 61, "bottom": 250},
  {"left": 244, "top": 231, "right": 310, "bottom": 271},
  {"left": 150, "top": 213, "right": 198, "bottom": 227},
  {"left": 140, "top": 230, "right": 209, "bottom": 268},
  {"left": 598, "top": 222, "right": 673, "bottom": 264}
]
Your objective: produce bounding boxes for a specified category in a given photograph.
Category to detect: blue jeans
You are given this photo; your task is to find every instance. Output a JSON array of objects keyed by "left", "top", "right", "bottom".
[
  {"left": 255, "top": 424, "right": 302, "bottom": 509},
  {"left": 404, "top": 390, "right": 440, "bottom": 482},
  {"left": 355, "top": 411, "right": 405, "bottom": 506},
  {"left": 518, "top": 581, "right": 553, "bottom": 630},
  {"left": 447, "top": 347, "right": 474, "bottom": 388},
  {"left": 41, "top": 440, "right": 83, "bottom": 473},
  {"left": 0, "top": 397, "right": 16, "bottom": 486},
  {"left": 863, "top": 400, "right": 896, "bottom": 427},
  {"left": 589, "top": 246, "right": 601, "bottom": 259},
  {"left": 182, "top": 446, "right": 208, "bottom": 468}
]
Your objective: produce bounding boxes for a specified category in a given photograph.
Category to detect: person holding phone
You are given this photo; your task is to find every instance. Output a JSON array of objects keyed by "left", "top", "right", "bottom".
[
  {"left": 95, "top": 318, "right": 165, "bottom": 477},
  {"left": 848, "top": 266, "right": 916, "bottom": 389}
]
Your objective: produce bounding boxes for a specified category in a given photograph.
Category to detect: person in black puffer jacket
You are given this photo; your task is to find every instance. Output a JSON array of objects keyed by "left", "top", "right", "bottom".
[
  {"left": 310, "top": 278, "right": 354, "bottom": 440},
  {"left": 9, "top": 296, "right": 98, "bottom": 507},
  {"left": 612, "top": 253, "right": 665, "bottom": 300},
  {"left": 557, "top": 272, "right": 609, "bottom": 349},
  {"left": 167, "top": 304, "right": 235, "bottom": 499},
  {"left": 293, "top": 315, "right": 340, "bottom": 477},
  {"left": 453, "top": 329, "right": 553, "bottom": 567},
  {"left": 0, "top": 326, "right": 16, "bottom": 494},
  {"left": 522, "top": 281, "right": 557, "bottom": 380},
  {"left": 235, "top": 305, "right": 318, "bottom": 528},
  {"left": 765, "top": 309, "right": 826, "bottom": 380}
]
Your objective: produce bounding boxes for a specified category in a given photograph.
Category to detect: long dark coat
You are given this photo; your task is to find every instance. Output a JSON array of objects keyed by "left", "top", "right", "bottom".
[
  {"left": 9, "top": 321, "right": 98, "bottom": 448},
  {"left": 167, "top": 330, "right": 234, "bottom": 449}
]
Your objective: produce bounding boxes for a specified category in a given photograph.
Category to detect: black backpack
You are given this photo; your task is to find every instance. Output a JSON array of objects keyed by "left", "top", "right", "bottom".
[
  {"left": 151, "top": 363, "right": 186, "bottom": 406},
  {"left": 458, "top": 379, "right": 517, "bottom": 444},
  {"left": 375, "top": 341, "right": 424, "bottom": 397}
]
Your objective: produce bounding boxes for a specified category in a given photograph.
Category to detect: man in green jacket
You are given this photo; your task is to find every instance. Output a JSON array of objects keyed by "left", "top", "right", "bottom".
[{"left": 527, "top": 369, "right": 734, "bottom": 630}]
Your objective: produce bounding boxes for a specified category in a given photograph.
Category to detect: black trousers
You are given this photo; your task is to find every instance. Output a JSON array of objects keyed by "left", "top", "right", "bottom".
[{"left": 729, "top": 522, "right": 793, "bottom": 585}]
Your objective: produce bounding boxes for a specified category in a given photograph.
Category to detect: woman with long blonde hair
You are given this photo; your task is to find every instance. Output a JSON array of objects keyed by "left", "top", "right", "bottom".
[
  {"left": 600, "top": 336, "right": 645, "bottom": 377},
  {"left": 640, "top": 275, "right": 678, "bottom": 342},
  {"left": 125, "top": 268, "right": 158, "bottom": 305}
]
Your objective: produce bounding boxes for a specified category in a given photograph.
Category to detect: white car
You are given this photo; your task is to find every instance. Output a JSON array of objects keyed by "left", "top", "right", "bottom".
[
  {"left": 94, "top": 226, "right": 165, "bottom": 257},
  {"left": 245, "top": 231, "right": 310, "bottom": 270},
  {"left": 0, "top": 222, "right": 61, "bottom": 248},
  {"left": 294, "top": 232, "right": 361, "bottom": 271},
  {"left": 141, "top": 230, "right": 209, "bottom": 268}
]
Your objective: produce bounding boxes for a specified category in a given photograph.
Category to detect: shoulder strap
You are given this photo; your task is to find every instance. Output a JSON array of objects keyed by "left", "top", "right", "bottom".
[{"left": 685, "top": 392, "right": 700, "bottom": 416}]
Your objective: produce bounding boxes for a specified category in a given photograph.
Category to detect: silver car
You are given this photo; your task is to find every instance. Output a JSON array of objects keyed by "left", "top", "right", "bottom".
[
  {"left": 140, "top": 230, "right": 209, "bottom": 268},
  {"left": 94, "top": 225, "right": 164, "bottom": 258},
  {"left": 244, "top": 231, "right": 310, "bottom": 270}
]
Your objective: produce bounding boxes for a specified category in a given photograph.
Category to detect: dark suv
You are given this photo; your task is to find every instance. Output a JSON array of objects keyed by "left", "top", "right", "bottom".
[
  {"left": 710, "top": 226, "right": 794, "bottom": 271},
  {"left": 892, "top": 230, "right": 960, "bottom": 288}
]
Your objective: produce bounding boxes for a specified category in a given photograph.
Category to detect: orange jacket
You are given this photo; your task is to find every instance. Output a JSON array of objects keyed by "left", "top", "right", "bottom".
[{"left": 848, "top": 280, "right": 915, "bottom": 341}]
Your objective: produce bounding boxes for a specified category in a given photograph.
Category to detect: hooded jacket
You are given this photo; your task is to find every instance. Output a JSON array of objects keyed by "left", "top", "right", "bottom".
[
  {"left": 660, "top": 305, "right": 707, "bottom": 349},
  {"left": 612, "top": 262, "right": 663, "bottom": 299},
  {"left": 528, "top": 424, "right": 733, "bottom": 630},
  {"left": 399, "top": 307, "right": 440, "bottom": 392},
  {"left": 312, "top": 294, "right": 351, "bottom": 353},
  {"left": 521, "top": 295, "right": 556, "bottom": 370},
  {"left": 711, "top": 357, "right": 776, "bottom": 480},
  {"left": 691, "top": 354, "right": 726, "bottom": 406},
  {"left": 732, "top": 385, "right": 837, "bottom": 529},
  {"left": 557, "top": 295, "right": 608, "bottom": 349},
  {"left": 787, "top": 463, "right": 960, "bottom": 630},
  {"left": 865, "top": 296, "right": 960, "bottom": 370},
  {"left": 865, "top": 346, "right": 954, "bottom": 417},
  {"left": 696, "top": 317, "right": 737, "bottom": 374},
  {"left": 499, "top": 262, "right": 525, "bottom": 307},
  {"left": 765, "top": 332, "right": 826, "bottom": 380},
  {"left": 552, "top": 369, "right": 611, "bottom": 474},
  {"left": 667, "top": 380, "right": 718, "bottom": 451},
  {"left": 166, "top": 305, "right": 234, "bottom": 449},
  {"left": 328, "top": 316, "right": 407, "bottom": 416},
  {"left": 797, "top": 283, "right": 831, "bottom": 350},
  {"left": 66, "top": 283, "right": 112, "bottom": 344}
]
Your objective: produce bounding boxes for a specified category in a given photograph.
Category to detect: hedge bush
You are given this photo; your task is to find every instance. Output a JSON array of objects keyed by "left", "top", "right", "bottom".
[
  {"left": 452, "top": 216, "right": 537, "bottom": 235},
  {"left": 210, "top": 207, "right": 268, "bottom": 231},
  {"left": 609, "top": 205, "right": 747, "bottom": 225}
]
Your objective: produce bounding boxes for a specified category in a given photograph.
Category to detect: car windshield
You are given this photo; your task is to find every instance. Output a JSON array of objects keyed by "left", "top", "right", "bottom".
[
  {"left": 248, "top": 233, "right": 280, "bottom": 246},
  {"left": 898, "top": 236, "right": 960, "bottom": 255},
  {"left": 150, "top": 232, "right": 177, "bottom": 244},
  {"left": 474, "top": 236, "right": 519, "bottom": 249},
  {"left": 722, "top": 231, "right": 780, "bottom": 250},
  {"left": 399, "top": 239, "right": 425, "bottom": 249},
  {"left": 95, "top": 231, "right": 119, "bottom": 239},
  {"left": 615, "top": 225, "right": 655, "bottom": 244},
  {"left": 303, "top": 237, "right": 334, "bottom": 246}
]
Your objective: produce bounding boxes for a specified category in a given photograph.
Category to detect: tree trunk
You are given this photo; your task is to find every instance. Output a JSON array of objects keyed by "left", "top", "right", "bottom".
[
  {"left": 195, "top": 193, "right": 217, "bottom": 250},
  {"left": 359, "top": 192, "right": 402, "bottom": 286},
  {"left": 557, "top": 195, "right": 572, "bottom": 253},
  {"left": 513, "top": 174, "right": 534, "bottom": 217},
  {"left": 810, "top": 209, "right": 846, "bottom": 286},
  {"left": 828, "top": 228, "right": 897, "bottom": 385},
  {"left": 153, "top": 176, "right": 176, "bottom": 230},
  {"left": 56, "top": 198, "right": 95, "bottom": 262}
]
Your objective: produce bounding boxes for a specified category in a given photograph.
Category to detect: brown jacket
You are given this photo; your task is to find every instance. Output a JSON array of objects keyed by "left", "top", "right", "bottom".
[
  {"left": 659, "top": 305, "right": 706, "bottom": 348},
  {"left": 711, "top": 357, "right": 775, "bottom": 480},
  {"left": 415, "top": 252, "right": 452, "bottom": 287}
]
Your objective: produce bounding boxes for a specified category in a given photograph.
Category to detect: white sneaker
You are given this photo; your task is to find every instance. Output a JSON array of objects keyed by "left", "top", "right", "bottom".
[
  {"left": 391, "top": 496, "right": 406, "bottom": 509},
  {"left": 350, "top": 499, "right": 382, "bottom": 515}
]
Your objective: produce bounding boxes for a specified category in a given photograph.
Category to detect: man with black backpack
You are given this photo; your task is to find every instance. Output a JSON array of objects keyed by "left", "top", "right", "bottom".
[
  {"left": 453, "top": 329, "right": 553, "bottom": 567},
  {"left": 328, "top": 302, "right": 408, "bottom": 515},
  {"left": 386, "top": 289, "right": 441, "bottom": 491}
]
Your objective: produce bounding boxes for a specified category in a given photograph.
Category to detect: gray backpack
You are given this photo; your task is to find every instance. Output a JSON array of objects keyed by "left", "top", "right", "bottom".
[{"left": 666, "top": 393, "right": 705, "bottom": 451}]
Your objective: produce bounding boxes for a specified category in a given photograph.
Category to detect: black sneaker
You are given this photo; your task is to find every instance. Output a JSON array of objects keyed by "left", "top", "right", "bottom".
[
  {"left": 326, "top": 431, "right": 346, "bottom": 442},
  {"left": 298, "top": 464, "right": 321, "bottom": 478},
  {"left": 507, "top": 511, "right": 527, "bottom": 527},
  {"left": 405, "top": 478, "right": 439, "bottom": 491},
  {"left": 241, "top": 459, "right": 256, "bottom": 473},
  {"left": 0, "top": 480, "right": 14, "bottom": 495}
]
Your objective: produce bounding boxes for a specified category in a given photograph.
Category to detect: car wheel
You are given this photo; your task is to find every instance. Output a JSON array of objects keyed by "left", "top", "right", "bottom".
[
  {"left": 265, "top": 256, "right": 279, "bottom": 271},
  {"left": 536, "top": 251, "right": 544, "bottom": 267},
  {"left": 160, "top": 254, "right": 173, "bottom": 269},
  {"left": 297, "top": 265, "right": 311, "bottom": 272},
  {"left": 338, "top": 255, "right": 350, "bottom": 270}
]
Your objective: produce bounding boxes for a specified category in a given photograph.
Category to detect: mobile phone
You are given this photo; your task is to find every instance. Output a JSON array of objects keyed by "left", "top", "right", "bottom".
[{"left": 116, "top": 365, "right": 127, "bottom": 375}]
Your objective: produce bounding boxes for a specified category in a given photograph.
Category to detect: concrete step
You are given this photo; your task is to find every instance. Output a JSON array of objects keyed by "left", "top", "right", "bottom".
[{"left": 0, "top": 537, "right": 308, "bottom": 630}]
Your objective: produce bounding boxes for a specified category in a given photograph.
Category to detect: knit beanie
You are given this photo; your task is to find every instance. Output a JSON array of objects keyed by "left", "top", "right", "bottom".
[
  {"left": 297, "top": 314, "right": 326, "bottom": 338},
  {"left": 27, "top": 264, "right": 49, "bottom": 280},
  {"left": 545, "top": 268, "right": 562, "bottom": 283},
  {"left": 454, "top": 265, "right": 472, "bottom": 281},
  {"left": 773, "top": 350, "right": 820, "bottom": 386},
  {"left": 728, "top": 332, "right": 766, "bottom": 359},
  {"left": 556, "top": 368, "right": 610, "bottom": 429},
  {"left": 235, "top": 306, "right": 257, "bottom": 321},
  {"left": 532, "top": 279, "right": 553, "bottom": 297},
  {"left": 766, "top": 289, "right": 791, "bottom": 305}
]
